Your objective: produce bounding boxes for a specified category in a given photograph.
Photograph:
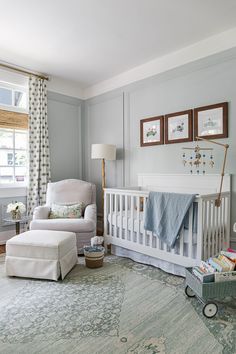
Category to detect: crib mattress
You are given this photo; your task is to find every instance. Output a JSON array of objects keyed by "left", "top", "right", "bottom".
[{"left": 107, "top": 211, "right": 198, "bottom": 244}]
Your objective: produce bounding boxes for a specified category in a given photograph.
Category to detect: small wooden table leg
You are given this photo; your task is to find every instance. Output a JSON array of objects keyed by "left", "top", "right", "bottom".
[{"left": 16, "top": 221, "right": 20, "bottom": 235}]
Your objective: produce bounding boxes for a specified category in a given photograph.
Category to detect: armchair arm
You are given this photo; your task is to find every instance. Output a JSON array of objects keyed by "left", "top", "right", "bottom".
[
  {"left": 33, "top": 205, "right": 51, "bottom": 220},
  {"left": 84, "top": 203, "right": 97, "bottom": 224}
]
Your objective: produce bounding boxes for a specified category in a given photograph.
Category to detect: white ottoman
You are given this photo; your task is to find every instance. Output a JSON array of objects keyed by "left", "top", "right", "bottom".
[{"left": 5, "top": 230, "right": 78, "bottom": 281}]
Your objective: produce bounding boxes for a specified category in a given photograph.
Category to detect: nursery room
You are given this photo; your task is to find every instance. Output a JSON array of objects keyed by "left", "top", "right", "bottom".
[{"left": 0, "top": 0, "right": 236, "bottom": 353}]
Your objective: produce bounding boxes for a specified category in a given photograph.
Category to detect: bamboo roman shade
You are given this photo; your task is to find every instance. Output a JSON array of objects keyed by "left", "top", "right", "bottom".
[{"left": 0, "top": 109, "right": 28, "bottom": 130}]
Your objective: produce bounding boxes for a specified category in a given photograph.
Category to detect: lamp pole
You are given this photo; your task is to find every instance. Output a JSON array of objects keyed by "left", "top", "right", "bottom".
[{"left": 91, "top": 144, "right": 116, "bottom": 235}]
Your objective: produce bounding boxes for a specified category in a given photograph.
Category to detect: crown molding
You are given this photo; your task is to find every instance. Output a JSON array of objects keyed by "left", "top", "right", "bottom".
[{"left": 83, "top": 27, "right": 236, "bottom": 99}]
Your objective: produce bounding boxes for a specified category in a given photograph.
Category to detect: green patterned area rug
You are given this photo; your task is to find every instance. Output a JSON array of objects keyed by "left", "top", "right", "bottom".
[{"left": 0, "top": 254, "right": 235, "bottom": 354}]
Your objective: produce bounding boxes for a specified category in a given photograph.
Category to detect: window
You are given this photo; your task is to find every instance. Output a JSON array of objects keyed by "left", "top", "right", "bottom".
[
  {"left": 0, "top": 128, "right": 28, "bottom": 184},
  {"left": 0, "top": 81, "right": 28, "bottom": 186},
  {"left": 0, "top": 84, "right": 27, "bottom": 111}
]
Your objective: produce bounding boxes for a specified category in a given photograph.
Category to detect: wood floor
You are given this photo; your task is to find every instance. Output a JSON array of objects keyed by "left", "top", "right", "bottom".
[{"left": 0, "top": 245, "right": 5, "bottom": 254}]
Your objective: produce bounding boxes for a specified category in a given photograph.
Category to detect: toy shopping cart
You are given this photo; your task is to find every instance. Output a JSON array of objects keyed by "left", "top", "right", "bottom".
[{"left": 185, "top": 267, "right": 236, "bottom": 318}]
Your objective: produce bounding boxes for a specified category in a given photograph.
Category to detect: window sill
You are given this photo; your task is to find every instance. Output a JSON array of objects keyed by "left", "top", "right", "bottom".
[{"left": 0, "top": 185, "right": 27, "bottom": 198}]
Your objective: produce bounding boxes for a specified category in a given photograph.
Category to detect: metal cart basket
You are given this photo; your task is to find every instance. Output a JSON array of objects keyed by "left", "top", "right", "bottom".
[{"left": 185, "top": 267, "right": 236, "bottom": 318}]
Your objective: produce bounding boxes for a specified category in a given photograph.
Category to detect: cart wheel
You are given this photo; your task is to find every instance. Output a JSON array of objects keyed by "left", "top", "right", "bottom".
[
  {"left": 185, "top": 285, "right": 195, "bottom": 298},
  {"left": 202, "top": 302, "right": 218, "bottom": 318}
]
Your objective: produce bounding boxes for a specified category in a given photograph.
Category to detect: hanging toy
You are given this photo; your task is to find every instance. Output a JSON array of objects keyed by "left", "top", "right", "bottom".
[{"left": 181, "top": 142, "right": 214, "bottom": 174}]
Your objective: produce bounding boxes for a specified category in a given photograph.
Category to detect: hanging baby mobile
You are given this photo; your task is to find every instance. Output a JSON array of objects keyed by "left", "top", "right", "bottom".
[{"left": 182, "top": 137, "right": 215, "bottom": 175}]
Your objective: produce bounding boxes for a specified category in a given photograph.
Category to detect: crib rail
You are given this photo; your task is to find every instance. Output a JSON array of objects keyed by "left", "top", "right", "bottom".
[{"left": 104, "top": 188, "right": 230, "bottom": 268}]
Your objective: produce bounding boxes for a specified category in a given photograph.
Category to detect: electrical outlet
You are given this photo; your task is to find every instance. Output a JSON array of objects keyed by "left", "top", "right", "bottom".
[{"left": 233, "top": 223, "right": 236, "bottom": 233}]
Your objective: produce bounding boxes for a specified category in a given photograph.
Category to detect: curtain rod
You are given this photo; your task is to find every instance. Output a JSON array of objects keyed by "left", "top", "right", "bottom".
[{"left": 0, "top": 62, "right": 49, "bottom": 81}]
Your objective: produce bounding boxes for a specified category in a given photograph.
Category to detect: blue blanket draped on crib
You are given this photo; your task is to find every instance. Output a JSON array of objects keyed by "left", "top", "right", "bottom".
[{"left": 144, "top": 191, "right": 196, "bottom": 248}]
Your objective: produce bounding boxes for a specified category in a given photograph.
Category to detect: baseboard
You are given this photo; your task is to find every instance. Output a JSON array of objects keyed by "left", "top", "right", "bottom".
[{"left": 0, "top": 229, "right": 15, "bottom": 245}]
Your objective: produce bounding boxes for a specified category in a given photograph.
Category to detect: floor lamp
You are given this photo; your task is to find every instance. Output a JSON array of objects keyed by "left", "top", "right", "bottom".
[{"left": 91, "top": 144, "right": 116, "bottom": 233}]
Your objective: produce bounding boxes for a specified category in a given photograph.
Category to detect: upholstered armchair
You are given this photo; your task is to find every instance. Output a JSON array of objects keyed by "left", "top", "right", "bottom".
[{"left": 30, "top": 179, "right": 97, "bottom": 253}]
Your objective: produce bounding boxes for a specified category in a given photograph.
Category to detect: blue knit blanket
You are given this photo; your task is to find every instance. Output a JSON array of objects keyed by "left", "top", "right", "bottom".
[{"left": 144, "top": 191, "right": 196, "bottom": 248}]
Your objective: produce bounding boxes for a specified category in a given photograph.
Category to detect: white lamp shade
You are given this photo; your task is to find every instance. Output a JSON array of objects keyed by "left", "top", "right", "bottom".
[{"left": 91, "top": 144, "right": 116, "bottom": 160}]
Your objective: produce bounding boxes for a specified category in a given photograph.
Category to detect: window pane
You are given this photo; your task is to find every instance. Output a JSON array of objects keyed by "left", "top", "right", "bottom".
[
  {"left": 15, "top": 131, "right": 28, "bottom": 149},
  {"left": 0, "top": 129, "right": 13, "bottom": 148},
  {"left": 0, "top": 150, "right": 14, "bottom": 165},
  {"left": 15, "top": 151, "right": 27, "bottom": 166},
  {"left": 14, "top": 91, "right": 27, "bottom": 109},
  {"left": 0, "top": 87, "right": 12, "bottom": 105},
  {"left": 0, "top": 167, "right": 14, "bottom": 183},
  {"left": 15, "top": 166, "right": 27, "bottom": 182}
]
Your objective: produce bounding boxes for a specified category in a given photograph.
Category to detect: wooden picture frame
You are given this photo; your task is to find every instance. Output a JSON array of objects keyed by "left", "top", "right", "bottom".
[
  {"left": 140, "top": 116, "right": 164, "bottom": 147},
  {"left": 165, "top": 110, "right": 193, "bottom": 144},
  {"left": 194, "top": 102, "right": 228, "bottom": 140}
]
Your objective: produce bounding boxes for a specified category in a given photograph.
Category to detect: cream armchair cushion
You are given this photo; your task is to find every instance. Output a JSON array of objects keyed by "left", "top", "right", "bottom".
[{"left": 30, "top": 179, "right": 97, "bottom": 253}]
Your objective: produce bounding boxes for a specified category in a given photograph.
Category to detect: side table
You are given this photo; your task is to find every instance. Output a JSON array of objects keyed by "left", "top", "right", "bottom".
[{"left": 3, "top": 217, "right": 30, "bottom": 235}]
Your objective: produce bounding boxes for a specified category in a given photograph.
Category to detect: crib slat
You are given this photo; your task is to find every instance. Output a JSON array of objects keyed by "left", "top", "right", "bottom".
[
  {"left": 188, "top": 204, "right": 193, "bottom": 259},
  {"left": 130, "top": 195, "right": 134, "bottom": 242},
  {"left": 143, "top": 197, "right": 147, "bottom": 245},
  {"left": 119, "top": 194, "right": 123, "bottom": 239},
  {"left": 226, "top": 196, "right": 231, "bottom": 248},
  {"left": 212, "top": 202, "right": 216, "bottom": 256},
  {"left": 109, "top": 193, "right": 113, "bottom": 237},
  {"left": 125, "top": 195, "right": 128, "bottom": 240},
  {"left": 208, "top": 201, "right": 212, "bottom": 259},
  {"left": 104, "top": 192, "right": 108, "bottom": 237},
  {"left": 215, "top": 204, "right": 219, "bottom": 254},
  {"left": 222, "top": 197, "right": 226, "bottom": 247},
  {"left": 114, "top": 194, "right": 118, "bottom": 237},
  {"left": 196, "top": 199, "right": 203, "bottom": 262},
  {"left": 202, "top": 200, "right": 207, "bottom": 260},
  {"left": 136, "top": 196, "right": 141, "bottom": 244},
  {"left": 219, "top": 197, "right": 223, "bottom": 251}
]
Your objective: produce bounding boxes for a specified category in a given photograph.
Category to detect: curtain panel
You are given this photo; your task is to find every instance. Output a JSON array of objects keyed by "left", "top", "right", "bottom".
[{"left": 27, "top": 77, "right": 51, "bottom": 217}]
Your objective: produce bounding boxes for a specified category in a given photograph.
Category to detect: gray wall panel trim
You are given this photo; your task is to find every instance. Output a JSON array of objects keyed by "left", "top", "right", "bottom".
[
  {"left": 87, "top": 104, "right": 91, "bottom": 183},
  {"left": 48, "top": 90, "right": 83, "bottom": 106},
  {"left": 123, "top": 91, "right": 131, "bottom": 187},
  {"left": 122, "top": 92, "right": 125, "bottom": 187},
  {"left": 77, "top": 104, "right": 82, "bottom": 180}
]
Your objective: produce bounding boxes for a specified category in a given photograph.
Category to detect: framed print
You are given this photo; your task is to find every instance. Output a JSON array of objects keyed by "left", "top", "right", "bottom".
[
  {"left": 194, "top": 102, "right": 228, "bottom": 139},
  {"left": 165, "top": 110, "right": 193, "bottom": 144},
  {"left": 140, "top": 116, "right": 164, "bottom": 147}
]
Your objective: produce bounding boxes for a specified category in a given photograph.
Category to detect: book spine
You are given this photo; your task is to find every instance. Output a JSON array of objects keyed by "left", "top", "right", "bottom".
[
  {"left": 221, "top": 251, "right": 236, "bottom": 261},
  {"left": 208, "top": 258, "right": 222, "bottom": 272}
]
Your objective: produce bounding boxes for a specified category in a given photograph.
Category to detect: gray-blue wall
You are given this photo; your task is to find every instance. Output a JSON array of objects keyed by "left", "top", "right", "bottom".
[
  {"left": 47, "top": 91, "right": 83, "bottom": 181},
  {"left": 82, "top": 50, "right": 236, "bottom": 244}
]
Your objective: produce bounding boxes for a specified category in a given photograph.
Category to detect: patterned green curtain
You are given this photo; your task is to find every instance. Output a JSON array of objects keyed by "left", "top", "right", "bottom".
[{"left": 27, "top": 76, "right": 51, "bottom": 217}]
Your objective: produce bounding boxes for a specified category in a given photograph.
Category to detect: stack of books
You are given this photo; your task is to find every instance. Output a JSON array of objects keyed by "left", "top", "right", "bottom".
[{"left": 192, "top": 248, "right": 236, "bottom": 283}]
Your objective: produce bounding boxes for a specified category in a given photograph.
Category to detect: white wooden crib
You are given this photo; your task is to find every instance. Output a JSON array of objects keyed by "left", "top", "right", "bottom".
[{"left": 104, "top": 174, "right": 231, "bottom": 276}]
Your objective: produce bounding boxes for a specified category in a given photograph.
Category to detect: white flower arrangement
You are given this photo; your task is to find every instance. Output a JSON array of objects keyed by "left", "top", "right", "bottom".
[{"left": 7, "top": 202, "right": 26, "bottom": 214}]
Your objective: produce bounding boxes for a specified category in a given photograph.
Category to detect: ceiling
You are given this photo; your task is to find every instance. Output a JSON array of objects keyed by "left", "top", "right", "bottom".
[{"left": 0, "top": 0, "right": 236, "bottom": 90}]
